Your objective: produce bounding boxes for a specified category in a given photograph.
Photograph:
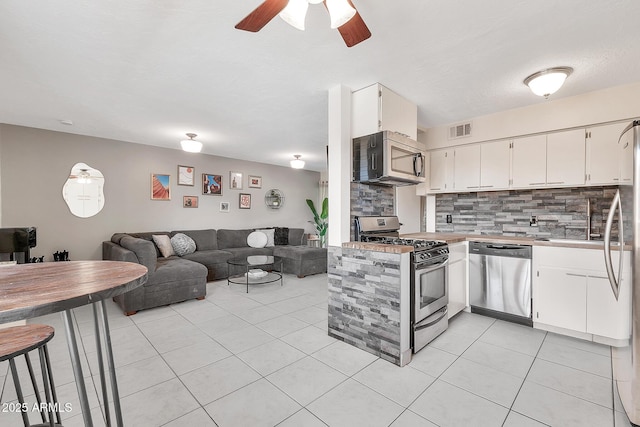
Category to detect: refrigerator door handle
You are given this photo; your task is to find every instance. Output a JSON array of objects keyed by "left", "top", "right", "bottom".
[{"left": 604, "top": 189, "right": 623, "bottom": 301}]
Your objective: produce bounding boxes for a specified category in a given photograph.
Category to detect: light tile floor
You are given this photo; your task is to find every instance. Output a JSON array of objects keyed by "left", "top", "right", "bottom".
[{"left": 0, "top": 273, "right": 633, "bottom": 426}]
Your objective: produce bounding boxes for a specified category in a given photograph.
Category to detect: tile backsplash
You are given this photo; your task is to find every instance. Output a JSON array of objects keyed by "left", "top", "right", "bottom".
[
  {"left": 350, "top": 182, "right": 395, "bottom": 240},
  {"left": 435, "top": 186, "right": 619, "bottom": 240}
]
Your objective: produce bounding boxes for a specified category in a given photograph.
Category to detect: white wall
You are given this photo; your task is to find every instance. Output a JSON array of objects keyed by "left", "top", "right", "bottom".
[
  {"left": 395, "top": 185, "right": 421, "bottom": 234},
  {"left": 0, "top": 125, "right": 321, "bottom": 261},
  {"left": 422, "top": 82, "right": 640, "bottom": 149}
]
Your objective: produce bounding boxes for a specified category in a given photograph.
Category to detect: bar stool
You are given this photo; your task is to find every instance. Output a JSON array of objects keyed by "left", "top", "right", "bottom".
[{"left": 0, "top": 324, "right": 62, "bottom": 427}]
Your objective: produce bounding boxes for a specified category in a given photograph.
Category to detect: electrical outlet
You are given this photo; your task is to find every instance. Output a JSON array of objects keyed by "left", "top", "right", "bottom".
[
  {"left": 530, "top": 215, "right": 538, "bottom": 227},
  {"left": 446, "top": 214, "right": 453, "bottom": 224}
]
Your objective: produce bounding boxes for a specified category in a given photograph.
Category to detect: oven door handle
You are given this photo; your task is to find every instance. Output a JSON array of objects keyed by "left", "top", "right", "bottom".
[
  {"left": 416, "top": 258, "right": 449, "bottom": 272},
  {"left": 414, "top": 307, "right": 448, "bottom": 331}
]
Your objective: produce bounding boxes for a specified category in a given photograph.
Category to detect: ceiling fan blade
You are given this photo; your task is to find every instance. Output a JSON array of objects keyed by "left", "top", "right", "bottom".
[
  {"left": 235, "top": 0, "right": 289, "bottom": 32},
  {"left": 323, "top": 0, "right": 371, "bottom": 47}
]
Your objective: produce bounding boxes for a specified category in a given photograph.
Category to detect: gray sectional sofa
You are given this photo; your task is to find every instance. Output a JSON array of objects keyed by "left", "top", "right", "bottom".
[{"left": 102, "top": 228, "right": 327, "bottom": 315}]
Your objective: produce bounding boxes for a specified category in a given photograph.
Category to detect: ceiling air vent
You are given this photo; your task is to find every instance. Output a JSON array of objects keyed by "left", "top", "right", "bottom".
[{"left": 448, "top": 122, "right": 472, "bottom": 140}]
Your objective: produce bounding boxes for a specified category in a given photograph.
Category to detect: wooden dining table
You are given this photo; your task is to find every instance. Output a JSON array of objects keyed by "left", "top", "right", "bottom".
[{"left": 0, "top": 260, "right": 148, "bottom": 427}]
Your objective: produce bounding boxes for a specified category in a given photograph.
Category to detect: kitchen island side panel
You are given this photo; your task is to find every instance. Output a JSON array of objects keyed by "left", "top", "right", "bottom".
[{"left": 328, "top": 246, "right": 405, "bottom": 365}]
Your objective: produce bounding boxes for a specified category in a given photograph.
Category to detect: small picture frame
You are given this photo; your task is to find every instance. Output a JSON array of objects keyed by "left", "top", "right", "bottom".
[
  {"left": 178, "top": 165, "right": 195, "bottom": 186},
  {"left": 248, "top": 175, "right": 262, "bottom": 189},
  {"left": 203, "top": 174, "right": 222, "bottom": 195},
  {"left": 239, "top": 193, "right": 251, "bottom": 209},
  {"left": 183, "top": 195, "right": 198, "bottom": 208},
  {"left": 151, "top": 174, "right": 171, "bottom": 200},
  {"left": 220, "top": 202, "right": 230, "bottom": 212},
  {"left": 229, "top": 171, "right": 243, "bottom": 190}
]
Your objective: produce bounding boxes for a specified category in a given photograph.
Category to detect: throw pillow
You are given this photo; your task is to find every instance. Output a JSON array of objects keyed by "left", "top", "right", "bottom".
[
  {"left": 247, "top": 231, "right": 268, "bottom": 248},
  {"left": 257, "top": 228, "right": 275, "bottom": 247},
  {"left": 152, "top": 234, "right": 175, "bottom": 258},
  {"left": 171, "top": 233, "right": 196, "bottom": 256},
  {"left": 274, "top": 227, "right": 289, "bottom": 245}
]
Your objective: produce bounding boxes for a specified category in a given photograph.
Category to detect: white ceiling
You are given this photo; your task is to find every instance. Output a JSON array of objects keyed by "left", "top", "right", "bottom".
[{"left": 1, "top": 1, "right": 639, "bottom": 171}]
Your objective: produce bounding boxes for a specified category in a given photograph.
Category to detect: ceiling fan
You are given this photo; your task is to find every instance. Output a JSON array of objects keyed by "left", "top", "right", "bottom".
[{"left": 235, "top": 0, "right": 371, "bottom": 48}]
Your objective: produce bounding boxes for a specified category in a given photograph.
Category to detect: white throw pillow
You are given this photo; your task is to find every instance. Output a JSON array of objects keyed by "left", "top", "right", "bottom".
[
  {"left": 152, "top": 235, "right": 175, "bottom": 258},
  {"left": 247, "top": 231, "right": 268, "bottom": 248},
  {"left": 257, "top": 228, "right": 275, "bottom": 247},
  {"left": 171, "top": 233, "right": 196, "bottom": 256}
]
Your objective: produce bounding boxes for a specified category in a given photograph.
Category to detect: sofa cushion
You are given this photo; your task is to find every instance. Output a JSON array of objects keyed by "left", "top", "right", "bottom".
[
  {"left": 119, "top": 236, "right": 157, "bottom": 272},
  {"left": 171, "top": 229, "right": 217, "bottom": 250},
  {"left": 152, "top": 235, "right": 175, "bottom": 258},
  {"left": 274, "top": 227, "right": 289, "bottom": 245},
  {"left": 218, "top": 229, "right": 252, "bottom": 249},
  {"left": 171, "top": 233, "right": 196, "bottom": 256},
  {"left": 256, "top": 228, "right": 275, "bottom": 247},
  {"left": 111, "top": 233, "right": 130, "bottom": 245},
  {"left": 288, "top": 228, "right": 305, "bottom": 246},
  {"left": 182, "top": 249, "right": 234, "bottom": 265},
  {"left": 224, "top": 247, "right": 273, "bottom": 259},
  {"left": 273, "top": 245, "right": 327, "bottom": 261},
  {"left": 247, "top": 231, "right": 268, "bottom": 248},
  {"left": 149, "top": 257, "right": 207, "bottom": 286}
]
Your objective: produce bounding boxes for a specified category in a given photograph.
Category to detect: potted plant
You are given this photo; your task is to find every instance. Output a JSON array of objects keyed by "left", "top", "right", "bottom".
[{"left": 306, "top": 197, "right": 328, "bottom": 248}]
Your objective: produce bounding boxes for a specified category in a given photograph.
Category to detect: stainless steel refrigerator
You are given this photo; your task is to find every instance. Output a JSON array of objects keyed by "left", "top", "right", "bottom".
[{"left": 606, "top": 119, "right": 640, "bottom": 425}]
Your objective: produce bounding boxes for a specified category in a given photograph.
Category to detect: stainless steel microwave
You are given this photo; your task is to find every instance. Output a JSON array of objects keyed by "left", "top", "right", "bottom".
[{"left": 353, "top": 131, "right": 426, "bottom": 186}]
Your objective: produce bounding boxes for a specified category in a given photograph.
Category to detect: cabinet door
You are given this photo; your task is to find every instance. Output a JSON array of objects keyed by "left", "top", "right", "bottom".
[
  {"left": 429, "top": 149, "right": 453, "bottom": 192},
  {"left": 547, "top": 129, "right": 586, "bottom": 186},
  {"left": 453, "top": 145, "right": 480, "bottom": 191},
  {"left": 480, "top": 140, "right": 511, "bottom": 190},
  {"left": 511, "top": 135, "right": 547, "bottom": 188},
  {"left": 586, "top": 122, "right": 628, "bottom": 185},
  {"left": 379, "top": 85, "right": 418, "bottom": 140},
  {"left": 534, "top": 267, "right": 587, "bottom": 332},
  {"left": 447, "top": 259, "right": 467, "bottom": 319},
  {"left": 620, "top": 126, "right": 633, "bottom": 184},
  {"left": 351, "top": 84, "right": 380, "bottom": 138},
  {"left": 586, "top": 275, "right": 631, "bottom": 340}
]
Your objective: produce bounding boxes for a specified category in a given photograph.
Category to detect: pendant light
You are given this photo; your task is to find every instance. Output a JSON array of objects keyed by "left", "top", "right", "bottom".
[
  {"left": 180, "top": 133, "right": 203, "bottom": 153},
  {"left": 279, "top": 0, "right": 309, "bottom": 30},
  {"left": 290, "top": 155, "right": 305, "bottom": 169},
  {"left": 326, "top": 0, "right": 356, "bottom": 29},
  {"left": 524, "top": 67, "right": 573, "bottom": 98}
]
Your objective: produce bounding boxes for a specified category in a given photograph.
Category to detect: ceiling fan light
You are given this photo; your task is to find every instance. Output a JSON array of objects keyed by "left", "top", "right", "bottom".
[
  {"left": 524, "top": 67, "right": 573, "bottom": 98},
  {"left": 180, "top": 133, "right": 203, "bottom": 153},
  {"left": 326, "top": 0, "right": 356, "bottom": 29},
  {"left": 290, "top": 155, "right": 305, "bottom": 169},
  {"left": 279, "top": 0, "right": 309, "bottom": 31}
]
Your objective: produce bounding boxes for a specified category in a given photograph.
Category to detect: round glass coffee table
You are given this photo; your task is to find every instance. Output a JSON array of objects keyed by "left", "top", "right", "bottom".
[{"left": 227, "top": 255, "right": 283, "bottom": 293}]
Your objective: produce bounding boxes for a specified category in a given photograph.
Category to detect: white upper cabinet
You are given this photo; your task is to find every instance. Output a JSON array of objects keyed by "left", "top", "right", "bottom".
[
  {"left": 620, "top": 124, "right": 633, "bottom": 183},
  {"left": 429, "top": 149, "right": 454, "bottom": 192},
  {"left": 511, "top": 135, "right": 547, "bottom": 188},
  {"left": 586, "top": 122, "right": 628, "bottom": 185},
  {"left": 352, "top": 83, "right": 418, "bottom": 140},
  {"left": 480, "top": 140, "right": 511, "bottom": 190},
  {"left": 453, "top": 145, "right": 480, "bottom": 191},
  {"left": 546, "top": 129, "right": 585, "bottom": 187}
]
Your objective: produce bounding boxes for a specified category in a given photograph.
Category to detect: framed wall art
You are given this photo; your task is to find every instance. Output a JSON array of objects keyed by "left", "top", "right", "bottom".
[
  {"left": 229, "top": 171, "right": 243, "bottom": 190},
  {"left": 178, "top": 165, "right": 195, "bottom": 186},
  {"left": 248, "top": 175, "right": 262, "bottom": 189},
  {"left": 202, "top": 174, "right": 222, "bottom": 195},
  {"left": 220, "top": 202, "right": 230, "bottom": 212},
  {"left": 239, "top": 193, "right": 251, "bottom": 209},
  {"left": 183, "top": 195, "right": 198, "bottom": 208},
  {"left": 151, "top": 173, "right": 171, "bottom": 200}
]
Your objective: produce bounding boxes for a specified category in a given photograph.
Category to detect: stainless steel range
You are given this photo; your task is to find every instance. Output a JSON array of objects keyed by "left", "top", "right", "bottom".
[{"left": 355, "top": 216, "right": 450, "bottom": 353}]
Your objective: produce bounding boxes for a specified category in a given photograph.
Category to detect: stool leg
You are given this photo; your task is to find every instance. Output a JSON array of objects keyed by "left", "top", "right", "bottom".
[
  {"left": 62, "top": 309, "right": 94, "bottom": 427},
  {"left": 93, "top": 303, "right": 112, "bottom": 426},
  {"left": 24, "top": 353, "right": 46, "bottom": 424},
  {"left": 42, "top": 344, "right": 62, "bottom": 425},
  {"left": 98, "top": 299, "right": 123, "bottom": 427},
  {"left": 37, "top": 347, "right": 54, "bottom": 427},
  {"left": 9, "top": 358, "right": 30, "bottom": 427}
]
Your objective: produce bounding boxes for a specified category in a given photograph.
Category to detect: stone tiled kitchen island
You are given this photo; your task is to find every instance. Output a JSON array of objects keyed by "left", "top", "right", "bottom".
[{"left": 328, "top": 242, "right": 413, "bottom": 366}]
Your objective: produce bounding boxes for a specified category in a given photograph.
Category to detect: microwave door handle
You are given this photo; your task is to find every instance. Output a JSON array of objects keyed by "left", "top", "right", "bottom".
[
  {"left": 413, "top": 153, "right": 424, "bottom": 177},
  {"left": 370, "top": 153, "right": 377, "bottom": 171}
]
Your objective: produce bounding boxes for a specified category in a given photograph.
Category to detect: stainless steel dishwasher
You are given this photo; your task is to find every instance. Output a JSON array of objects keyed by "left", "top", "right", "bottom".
[{"left": 468, "top": 242, "right": 533, "bottom": 326}]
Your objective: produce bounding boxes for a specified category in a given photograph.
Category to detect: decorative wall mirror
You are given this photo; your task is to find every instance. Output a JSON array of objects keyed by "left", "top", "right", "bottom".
[
  {"left": 264, "top": 189, "right": 284, "bottom": 209},
  {"left": 62, "top": 162, "right": 105, "bottom": 218}
]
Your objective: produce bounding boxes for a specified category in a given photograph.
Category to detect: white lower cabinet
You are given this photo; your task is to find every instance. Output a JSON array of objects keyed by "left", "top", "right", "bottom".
[
  {"left": 533, "top": 246, "right": 631, "bottom": 345},
  {"left": 447, "top": 242, "right": 468, "bottom": 318}
]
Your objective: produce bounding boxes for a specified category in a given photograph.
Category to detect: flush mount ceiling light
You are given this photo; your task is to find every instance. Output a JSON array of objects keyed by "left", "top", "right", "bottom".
[
  {"left": 77, "top": 169, "right": 92, "bottom": 184},
  {"left": 236, "top": 0, "right": 370, "bottom": 48},
  {"left": 524, "top": 67, "right": 573, "bottom": 98},
  {"left": 290, "top": 155, "right": 305, "bottom": 169},
  {"left": 180, "top": 133, "right": 203, "bottom": 153}
]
